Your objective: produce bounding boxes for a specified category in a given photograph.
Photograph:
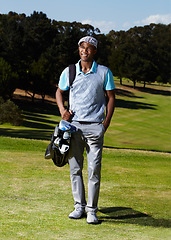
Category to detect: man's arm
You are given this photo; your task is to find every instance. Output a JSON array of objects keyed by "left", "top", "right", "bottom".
[
  {"left": 56, "top": 88, "right": 72, "bottom": 121},
  {"left": 103, "top": 89, "right": 115, "bottom": 131}
]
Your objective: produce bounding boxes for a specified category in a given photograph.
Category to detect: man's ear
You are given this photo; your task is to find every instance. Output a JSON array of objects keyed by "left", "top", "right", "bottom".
[{"left": 94, "top": 48, "right": 97, "bottom": 55}]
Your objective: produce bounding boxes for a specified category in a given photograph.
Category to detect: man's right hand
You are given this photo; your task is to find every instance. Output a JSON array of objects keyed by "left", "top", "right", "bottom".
[
  {"left": 61, "top": 109, "right": 73, "bottom": 121},
  {"left": 56, "top": 88, "right": 73, "bottom": 121}
]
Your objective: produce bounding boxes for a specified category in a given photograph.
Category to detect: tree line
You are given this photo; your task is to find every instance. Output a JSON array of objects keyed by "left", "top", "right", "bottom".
[{"left": 0, "top": 11, "right": 170, "bottom": 101}]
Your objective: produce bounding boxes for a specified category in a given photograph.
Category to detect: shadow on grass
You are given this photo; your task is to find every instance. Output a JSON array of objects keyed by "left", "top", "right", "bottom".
[
  {"left": 115, "top": 88, "right": 157, "bottom": 109},
  {"left": 98, "top": 207, "right": 171, "bottom": 228},
  {"left": 122, "top": 84, "right": 171, "bottom": 96},
  {"left": 115, "top": 88, "right": 143, "bottom": 98},
  {"left": 137, "top": 86, "right": 171, "bottom": 96},
  {"left": 116, "top": 99, "right": 157, "bottom": 109},
  {"left": 0, "top": 127, "right": 54, "bottom": 140},
  {"left": 0, "top": 92, "right": 157, "bottom": 140},
  {"left": 23, "top": 116, "right": 57, "bottom": 129},
  {"left": 14, "top": 98, "right": 60, "bottom": 116},
  {"left": 0, "top": 98, "right": 60, "bottom": 140}
]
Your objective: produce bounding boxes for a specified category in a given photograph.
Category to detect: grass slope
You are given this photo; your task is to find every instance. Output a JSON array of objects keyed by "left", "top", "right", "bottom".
[
  {"left": 0, "top": 137, "right": 171, "bottom": 240},
  {"left": 106, "top": 80, "right": 171, "bottom": 152},
  {"left": 0, "top": 80, "right": 170, "bottom": 152}
]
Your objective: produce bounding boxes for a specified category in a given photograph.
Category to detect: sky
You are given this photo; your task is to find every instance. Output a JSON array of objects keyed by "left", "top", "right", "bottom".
[{"left": 0, "top": 0, "right": 171, "bottom": 34}]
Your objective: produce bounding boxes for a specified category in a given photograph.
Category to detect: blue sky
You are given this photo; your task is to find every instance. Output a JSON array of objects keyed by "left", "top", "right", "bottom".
[{"left": 0, "top": 0, "right": 171, "bottom": 33}]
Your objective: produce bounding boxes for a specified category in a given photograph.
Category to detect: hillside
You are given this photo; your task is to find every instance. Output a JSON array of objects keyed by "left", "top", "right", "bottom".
[{"left": 0, "top": 80, "right": 171, "bottom": 152}]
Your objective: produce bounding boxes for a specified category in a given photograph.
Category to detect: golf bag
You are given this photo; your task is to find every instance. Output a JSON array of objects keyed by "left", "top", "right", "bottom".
[
  {"left": 45, "top": 120, "right": 77, "bottom": 167},
  {"left": 45, "top": 65, "right": 76, "bottom": 167}
]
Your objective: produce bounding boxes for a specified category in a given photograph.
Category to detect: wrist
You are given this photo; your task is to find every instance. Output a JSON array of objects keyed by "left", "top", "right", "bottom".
[
  {"left": 103, "top": 120, "right": 110, "bottom": 131},
  {"left": 60, "top": 107, "right": 67, "bottom": 116}
]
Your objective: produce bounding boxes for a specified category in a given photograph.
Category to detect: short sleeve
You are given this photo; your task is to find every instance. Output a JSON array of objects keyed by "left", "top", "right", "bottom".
[
  {"left": 58, "top": 67, "right": 69, "bottom": 91},
  {"left": 104, "top": 69, "right": 115, "bottom": 90}
]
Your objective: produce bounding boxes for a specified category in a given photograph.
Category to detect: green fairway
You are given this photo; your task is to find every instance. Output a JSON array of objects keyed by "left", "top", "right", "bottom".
[
  {"left": 0, "top": 81, "right": 170, "bottom": 152},
  {"left": 106, "top": 80, "right": 171, "bottom": 152},
  {"left": 0, "top": 81, "right": 171, "bottom": 239},
  {"left": 0, "top": 137, "right": 171, "bottom": 240}
]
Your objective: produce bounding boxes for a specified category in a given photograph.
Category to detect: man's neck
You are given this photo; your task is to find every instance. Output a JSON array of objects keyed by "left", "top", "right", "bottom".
[{"left": 80, "top": 60, "right": 93, "bottom": 74}]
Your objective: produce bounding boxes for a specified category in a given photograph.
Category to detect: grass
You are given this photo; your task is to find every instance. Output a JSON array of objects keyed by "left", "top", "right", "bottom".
[
  {"left": 0, "top": 137, "right": 171, "bottom": 240},
  {"left": 0, "top": 80, "right": 170, "bottom": 152},
  {"left": 106, "top": 79, "right": 171, "bottom": 152},
  {"left": 0, "top": 81, "right": 171, "bottom": 239}
]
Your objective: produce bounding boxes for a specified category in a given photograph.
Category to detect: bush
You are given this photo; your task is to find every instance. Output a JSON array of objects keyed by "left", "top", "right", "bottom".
[{"left": 0, "top": 99, "right": 23, "bottom": 126}]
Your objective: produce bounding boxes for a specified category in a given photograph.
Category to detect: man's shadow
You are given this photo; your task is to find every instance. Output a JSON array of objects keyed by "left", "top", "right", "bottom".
[{"left": 98, "top": 207, "right": 171, "bottom": 228}]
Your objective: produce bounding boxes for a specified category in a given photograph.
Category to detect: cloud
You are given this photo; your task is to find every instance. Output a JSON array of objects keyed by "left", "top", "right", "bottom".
[
  {"left": 81, "top": 19, "right": 116, "bottom": 34},
  {"left": 125, "top": 14, "right": 171, "bottom": 31},
  {"left": 122, "top": 22, "right": 132, "bottom": 29},
  {"left": 81, "top": 14, "right": 171, "bottom": 34},
  {"left": 138, "top": 14, "right": 171, "bottom": 26}
]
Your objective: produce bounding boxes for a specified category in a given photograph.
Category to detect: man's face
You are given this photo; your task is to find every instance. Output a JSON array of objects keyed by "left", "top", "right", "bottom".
[{"left": 79, "top": 42, "right": 97, "bottom": 62}]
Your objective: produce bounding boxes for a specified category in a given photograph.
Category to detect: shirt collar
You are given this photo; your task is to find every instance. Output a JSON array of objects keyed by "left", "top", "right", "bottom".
[{"left": 76, "top": 60, "right": 97, "bottom": 75}]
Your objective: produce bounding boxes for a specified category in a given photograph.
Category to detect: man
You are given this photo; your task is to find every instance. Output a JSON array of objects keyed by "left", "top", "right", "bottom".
[{"left": 56, "top": 36, "right": 115, "bottom": 224}]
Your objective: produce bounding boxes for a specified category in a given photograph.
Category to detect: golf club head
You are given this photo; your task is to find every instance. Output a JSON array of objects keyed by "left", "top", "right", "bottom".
[{"left": 59, "top": 120, "right": 77, "bottom": 132}]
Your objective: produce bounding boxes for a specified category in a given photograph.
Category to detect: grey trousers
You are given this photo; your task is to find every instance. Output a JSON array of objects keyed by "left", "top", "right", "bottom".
[{"left": 68, "top": 121, "right": 105, "bottom": 213}]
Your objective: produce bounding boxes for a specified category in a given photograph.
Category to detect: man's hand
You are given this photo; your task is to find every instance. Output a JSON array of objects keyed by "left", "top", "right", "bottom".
[
  {"left": 61, "top": 109, "right": 73, "bottom": 121},
  {"left": 56, "top": 87, "right": 72, "bottom": 121},
  {"left": 103, "top": 89, "right": 115, "bottom": 131}
]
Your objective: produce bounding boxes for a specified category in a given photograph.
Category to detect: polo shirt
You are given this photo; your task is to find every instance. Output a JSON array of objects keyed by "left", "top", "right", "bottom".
[{"left": 58, "top": 60, "right": 115, "bottom": 122}]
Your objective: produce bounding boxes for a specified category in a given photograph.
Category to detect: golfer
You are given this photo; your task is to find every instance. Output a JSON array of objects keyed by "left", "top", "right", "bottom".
[{"left": 56, "top": 36, "right": 115, "bottom": 224}]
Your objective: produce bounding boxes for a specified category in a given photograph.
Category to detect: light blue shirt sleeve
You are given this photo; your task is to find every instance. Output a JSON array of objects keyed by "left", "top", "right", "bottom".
[
  {"left": 58, "top": 67, "right": 69, "bottom": 91},
  {"left": 104, "top": 69, "right": 115, "bottom": 90}
]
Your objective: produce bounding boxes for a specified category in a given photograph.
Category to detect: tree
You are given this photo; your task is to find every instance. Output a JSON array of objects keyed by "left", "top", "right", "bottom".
[
  {"left": 0, "top": 11, "right": 170, "bottom": 101},
  {"left": 0, "top": 57, "right": 18, "bottom": 99},
  {"left": 107, "top": 30, "right": 128, "bottom": 84},
  {"left": 28, "top": 56, "right": 53, "bottom": 102},
  {"left": 95, "top": 33, "right": 111, "bottom": 66},
  {"left": 107, "top": 25, "right": 163, "bottom": 88},
  {"left": 150, "top": 24, "right": 171, "bottom": 84},
  {"left": 0, "top": 12, "right": 29, "bottom": 93}
]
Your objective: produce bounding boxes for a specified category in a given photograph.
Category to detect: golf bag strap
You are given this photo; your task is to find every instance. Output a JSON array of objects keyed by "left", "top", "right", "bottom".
[
  {"left": 67, "top": 64, "right": 76, "bottom": 110},
  {"left": 69, "top": 64, "right": 76, "bottom": 87}
]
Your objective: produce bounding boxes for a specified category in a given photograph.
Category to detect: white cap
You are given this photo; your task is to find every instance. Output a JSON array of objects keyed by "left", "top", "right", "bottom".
[{"left": 78, "top": 36, "right": 98, "bottom": 48}]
